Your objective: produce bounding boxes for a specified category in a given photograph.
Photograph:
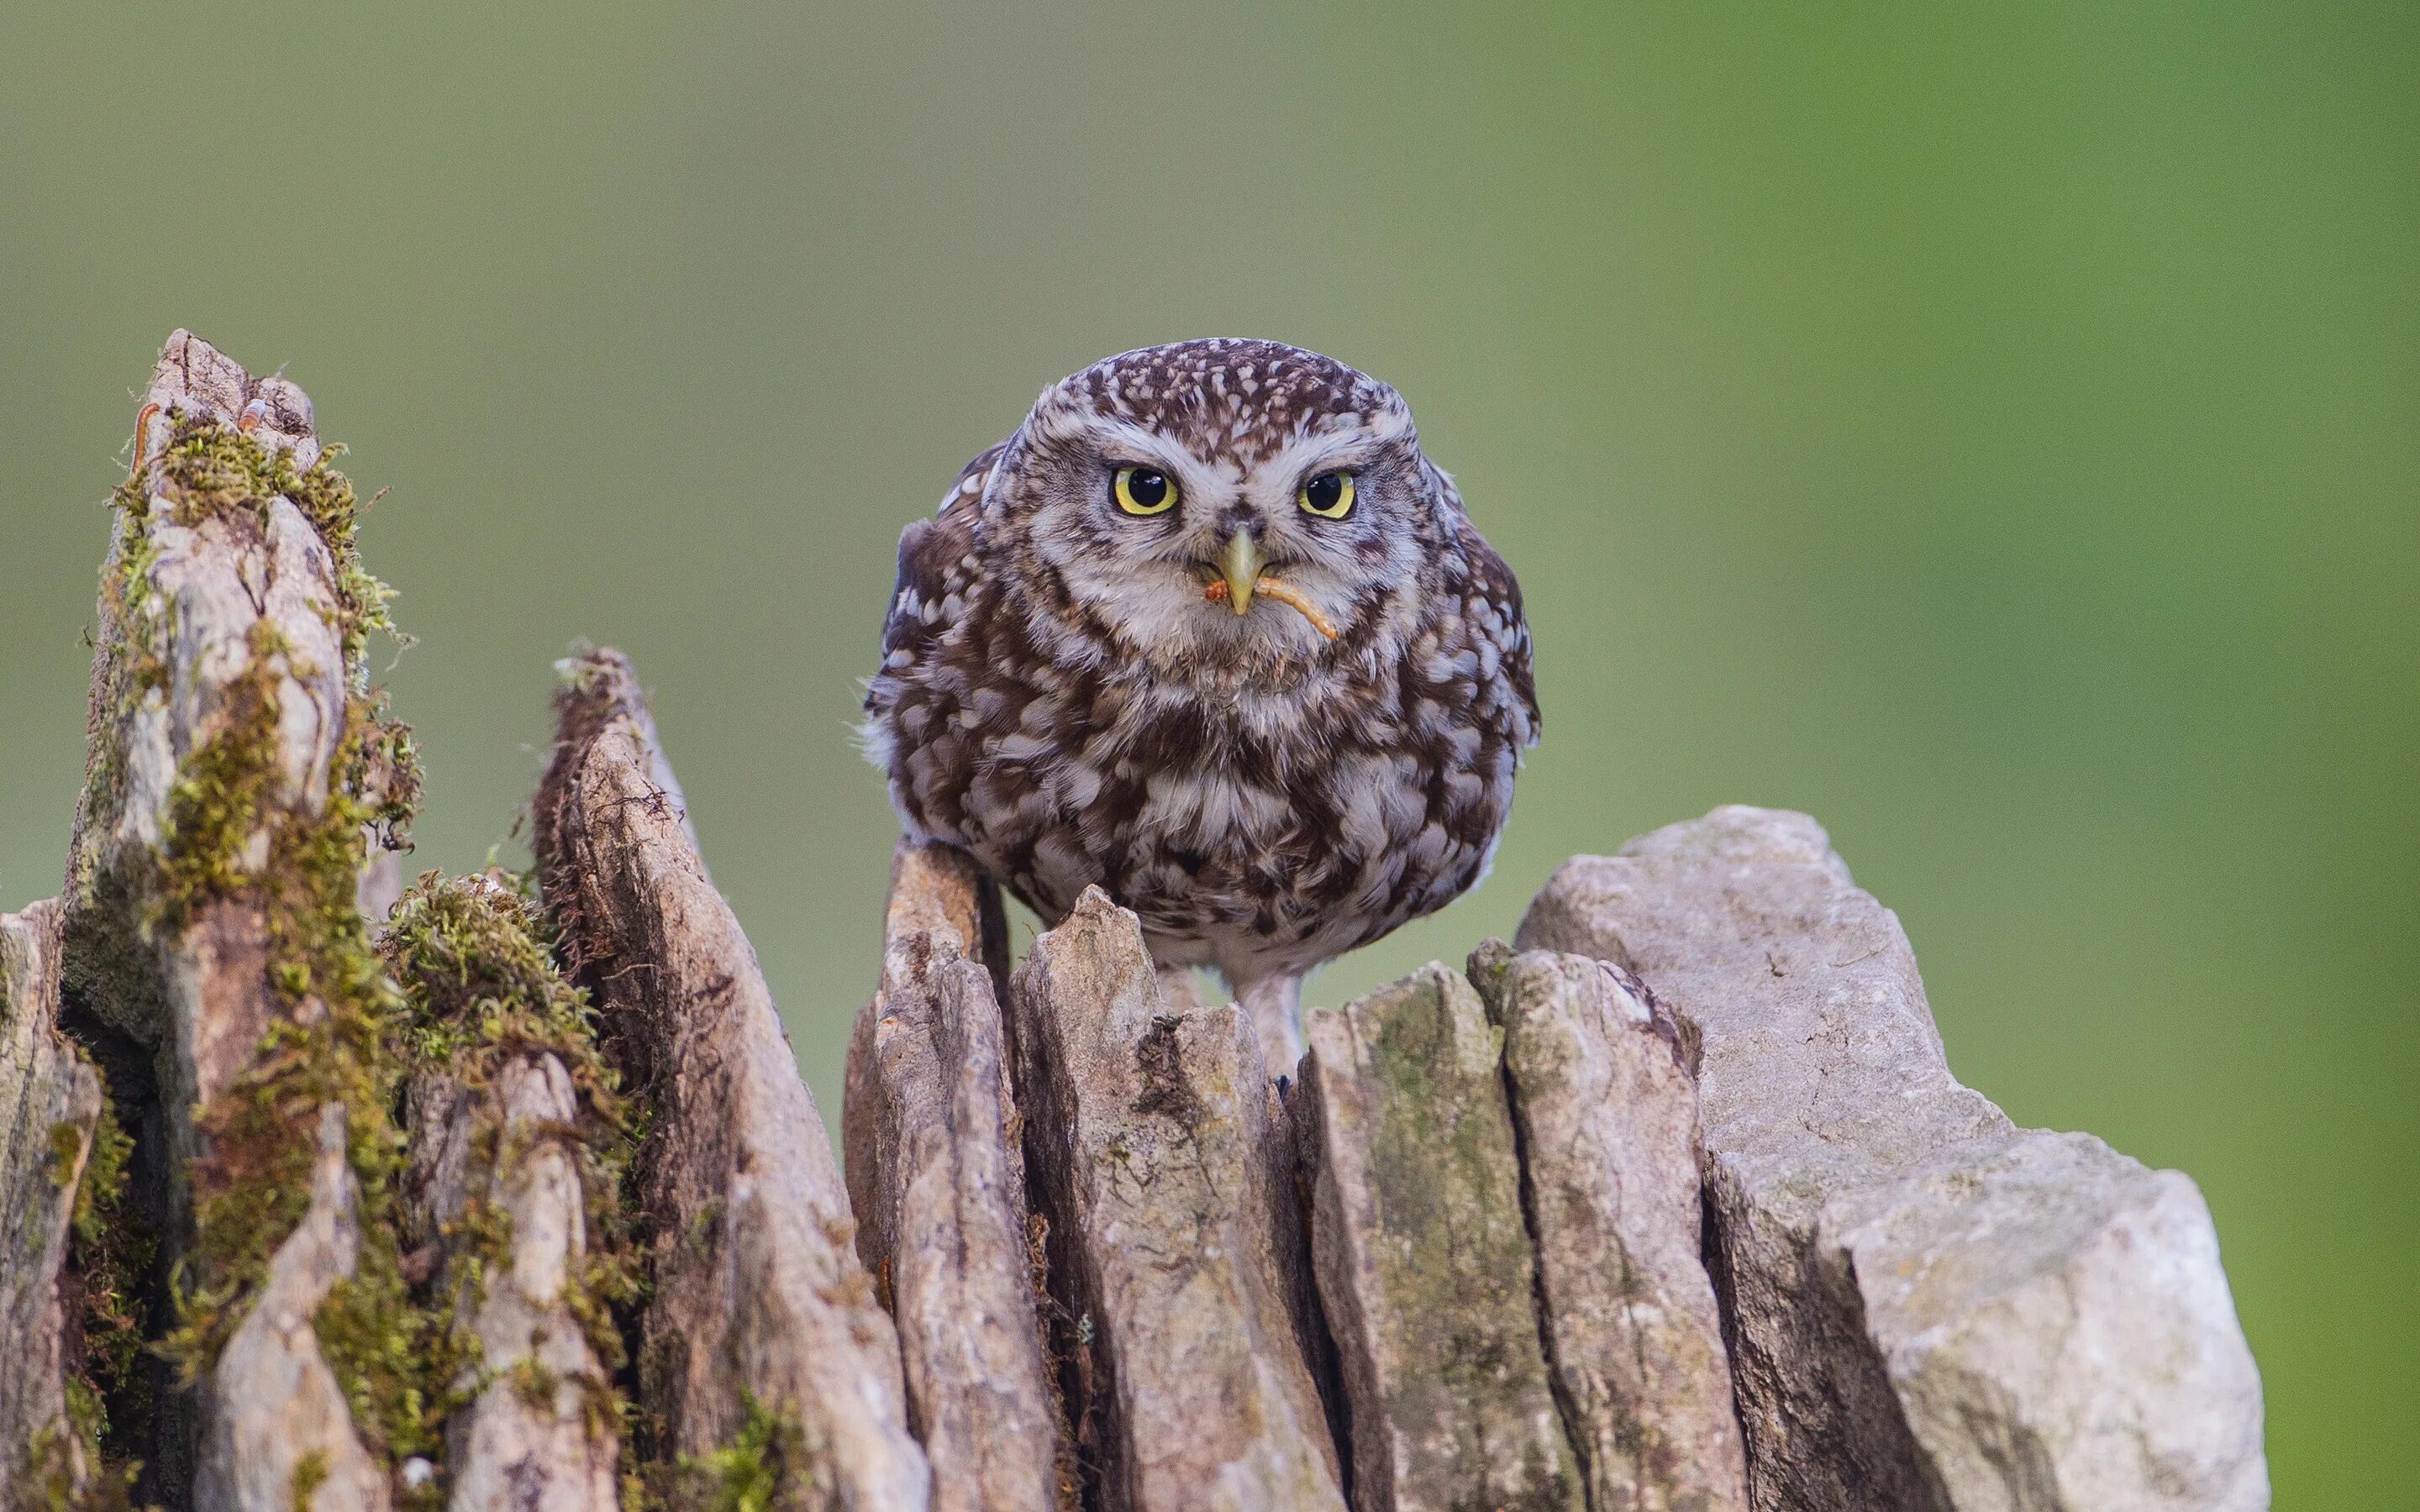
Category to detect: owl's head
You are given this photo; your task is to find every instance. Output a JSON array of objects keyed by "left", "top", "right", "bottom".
[{"left": 982, "top": 339, "right": 1444, "bottom": 679}]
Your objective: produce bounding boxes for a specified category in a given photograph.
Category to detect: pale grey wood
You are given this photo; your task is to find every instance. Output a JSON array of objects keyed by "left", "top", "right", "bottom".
[
  {"left": 1475, "top": 943, "right": 1751, "bottom": 1512},
  {"left": 0, "top": 901, "right": 102, "bottom": 1506},
  {"left": 1009, "top": 887, "right": 1344, "bottom": 1512},
  {"left": 535, "top": 648, "right": 929, "bottom": 1511},
  {"left": 1519, "top": 806, "right": 2268, "bottom": 1512},
  {"left": 844, "top": 840, "right": 1065, "bottom": 1512}
]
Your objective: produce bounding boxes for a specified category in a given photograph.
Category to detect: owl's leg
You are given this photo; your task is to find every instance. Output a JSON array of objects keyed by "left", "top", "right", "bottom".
[
  {"left": 1234, "top": 973, "right": 1306, "bottom": 1081},
  {"left": 1155, "top": 963, "right": 1207, "bottom": 1011}
]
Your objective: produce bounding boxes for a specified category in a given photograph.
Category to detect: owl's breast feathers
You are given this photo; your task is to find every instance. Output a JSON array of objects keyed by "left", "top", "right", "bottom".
[{"left": 865, "top": 439, "right": 1537, "bottom": 983}]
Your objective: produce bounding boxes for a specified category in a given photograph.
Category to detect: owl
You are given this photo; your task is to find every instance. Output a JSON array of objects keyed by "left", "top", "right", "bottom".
[{"left": 861, "top": 339, "right": 1539, "bottom": 1068}]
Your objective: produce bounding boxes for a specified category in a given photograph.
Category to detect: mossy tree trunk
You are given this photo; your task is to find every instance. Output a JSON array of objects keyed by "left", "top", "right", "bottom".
[
  {"left": 6, "top": 333, "right": 929, "bottom": 1512},
  {"left": 55, "top": 331, "right": 416, "bottom": 1512}
]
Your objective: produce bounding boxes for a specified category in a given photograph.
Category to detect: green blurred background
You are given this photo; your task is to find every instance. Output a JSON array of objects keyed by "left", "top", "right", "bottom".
[{"left": 3, "top": 3, "right": 2411, "bottom": 1498}]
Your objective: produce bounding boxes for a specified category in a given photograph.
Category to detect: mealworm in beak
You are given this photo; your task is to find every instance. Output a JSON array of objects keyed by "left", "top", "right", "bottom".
[{"left": 1203, "top": 577, "right": 1339, "bottom": 640}]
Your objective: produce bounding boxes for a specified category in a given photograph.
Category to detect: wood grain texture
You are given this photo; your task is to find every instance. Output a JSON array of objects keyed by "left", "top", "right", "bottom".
[
  {"left": 844, "top": 841, "right": 1068, "bottom": 1512},
  {"left": 536, "top": 648, "right": 929, "bottom": 1510}
]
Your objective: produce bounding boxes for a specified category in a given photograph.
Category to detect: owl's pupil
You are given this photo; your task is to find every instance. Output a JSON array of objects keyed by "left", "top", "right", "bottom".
[
  {"left": 1127, "top": 470, "right": 1167, "bottom": 507},
  {"left": 1304, "top": 474, "right": 1343, "bottom": 512}
]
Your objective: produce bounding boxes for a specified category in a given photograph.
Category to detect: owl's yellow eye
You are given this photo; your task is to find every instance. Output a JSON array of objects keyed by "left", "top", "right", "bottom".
[
  {"left": 1298, "top": 471, "right": 1355, "bottom": 519},
  {"left": 1113, "top": 465, "right": 1178, "bottom": 517}
]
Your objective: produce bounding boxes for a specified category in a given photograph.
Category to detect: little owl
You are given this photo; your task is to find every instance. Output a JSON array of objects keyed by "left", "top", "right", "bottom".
[{"left": 861, "top": 339, "right": 1538, "bottom": 1068}]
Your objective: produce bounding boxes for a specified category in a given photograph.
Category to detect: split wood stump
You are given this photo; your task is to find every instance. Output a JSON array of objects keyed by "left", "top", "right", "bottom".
[{"left": 2, "top": 332, "right": 2269, "bottom": 1512}]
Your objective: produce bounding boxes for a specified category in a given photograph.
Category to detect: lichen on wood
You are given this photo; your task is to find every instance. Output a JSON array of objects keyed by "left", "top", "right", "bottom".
[{"left": 1297, "top": 962, "right": 1581, "bottom": 1512}]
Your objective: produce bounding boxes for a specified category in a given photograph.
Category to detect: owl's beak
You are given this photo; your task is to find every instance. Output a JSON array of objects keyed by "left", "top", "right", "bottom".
[{"left": 1218, "top": 528, "right": 1265, "bottom": 616}]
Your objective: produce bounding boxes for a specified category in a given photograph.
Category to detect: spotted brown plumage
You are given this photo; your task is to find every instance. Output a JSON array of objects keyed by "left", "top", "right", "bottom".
[{"left": 862, "top": 339, "right": 1539, "bottom": 1066}]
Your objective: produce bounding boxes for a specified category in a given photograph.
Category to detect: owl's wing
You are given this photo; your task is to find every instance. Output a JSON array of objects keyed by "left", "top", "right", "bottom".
[
  {"left": 871, "top": 441, "right": 1007, "bottom": 706},
  {"left": 1434, "top": 468, "right": 1543, "bottom": 743}
]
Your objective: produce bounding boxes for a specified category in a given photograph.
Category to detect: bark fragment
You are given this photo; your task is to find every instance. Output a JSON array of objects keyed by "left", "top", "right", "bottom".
[
  {"left": 388, "top": 870, "right": 633, "bottom": 1512},
  {"left": 1518, "top": 806, "right": 2268, "bottom": 1512},
  {"left": 842, "top": 841, "right": 1065, "bottom": 1512},
  {"left": 1, "top": 901, "right": 103, "bottom": 1506},
  {"left": 413, "top": 1055, "right": 618, "bottom": 1512},
  {"left": 58, "top": 330, "right": 415, "bottom": 1509},
  {"left": 1009, "top": 887, "right": 1344, "bottom": 1512},
  {"left": 1297, "top": 963, "right": 1580, "bottom": 1512},
  {"left": 1471, "top": 942, "right": 1750, "bottom": 1512},
  {"left": 534, "top": 648, "right": 929, "bottom": 1510},
  {"left": 195, "top": 1104, "right": 389, "bottom": 1512}
]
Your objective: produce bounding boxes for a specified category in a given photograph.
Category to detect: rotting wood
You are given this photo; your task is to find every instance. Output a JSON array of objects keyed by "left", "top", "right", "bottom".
[
  {"left": 1007, "top": 886, "right": 1344, "bottom": 1512},
  {"left": 1297, "top": 963, "right": 1580, "bottom": 1512},
  {"left": 843, "top": 840, "right": 1067, "bottom": 1512},
  {"left": 1, "top": 900, "right": 103, "bottom": 1508},
  {"left": 413, "top": 1054, "right": 618, "bottom": 1512},
  {"left": 59, "top": 330, "right": 416, "bottom": 1510},
  {"left": 534, "top": 648, "right": 930, "bottom": 1510},
  {"left": 392, "top": 874, "right": 628, "bottom": 1512},
  {"left": 1518, "top": 806, "right": 2269, "bottom": 1512},
  {"left": 1470, "top": 942, "right": 1750, "bottom": 1512}
]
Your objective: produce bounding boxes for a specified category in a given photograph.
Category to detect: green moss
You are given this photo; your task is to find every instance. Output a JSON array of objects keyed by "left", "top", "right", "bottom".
[
  {"left": 133, "top": 417, "right": 403, "bottom": 670},
  {"left": 378, "top": 873, "right": 644, "bottom": 1486},
  {"left": 150, "top": 631, "right": 284, "bottom": 935},
  {"left": 608, "top": 1394, "right": 827, "bottom": 1512},
  {"left": 81, "top": 412, "right": 435, "bottom": 1503},
  {"left": 96, "top": 475, "right": 169, "bottom": 709},
  {"left": 290, "top": 1449, "right": 329, "bottom": 1509},
  {"left": 47, "top": 1121, "right": 85, "bottom": 1189},
  {"left": 56, "top": 1065, "right": 152, "bottom": 1474},
  {"left": 681, "top": 1395, "right": 808, "bottom": 1512},
  {"left": 16, "top": 1421, "right": 142, "bottom": 1512},
  {"left": 507, "top": 1357, "right": 561, "bottom": 1410},
  {"left": 380, "top": 873, "right": 640, "bottom": 1361},
  {"left": 157, "top": 683, "right": 414, "bottom": 1372},
  {"left": 24, "top": 1077, "right": 148, "bottom": 1512}
]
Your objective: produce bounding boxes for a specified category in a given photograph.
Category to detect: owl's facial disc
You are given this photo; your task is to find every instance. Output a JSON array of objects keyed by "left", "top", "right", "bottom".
[
  {"left": 1041, "top": 422, "right": 1403, "bottom": 664},
  {"left": 1012, "top": 359, "right": 1424, "bottom": 672}
]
